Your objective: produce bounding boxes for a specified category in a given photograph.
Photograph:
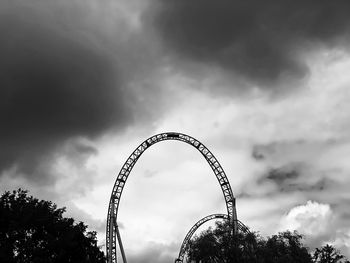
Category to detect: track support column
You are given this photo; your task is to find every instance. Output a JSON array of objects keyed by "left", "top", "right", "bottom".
[{"left": 115, "top": 223, "right": 127, "bottom": 263}]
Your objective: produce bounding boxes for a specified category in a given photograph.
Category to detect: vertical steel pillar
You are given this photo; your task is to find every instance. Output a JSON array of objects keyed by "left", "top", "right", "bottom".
[
  {"left": 115, "top": 223, "right": 127, "bottom": 263},
  {"left": 233, "top": 198, "right": 238, "bottom": 234},
  {"left": 109, "top": 202, "right": 115, "bottom": 263}
]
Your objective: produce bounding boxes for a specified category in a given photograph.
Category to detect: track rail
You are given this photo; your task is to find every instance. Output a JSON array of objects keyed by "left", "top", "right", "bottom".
[
  {"left": 175, "top": 214, "right": 250, "bottom": 263},
  {"left": 106, "top": 132, "right": 237, "bottom": 263}
]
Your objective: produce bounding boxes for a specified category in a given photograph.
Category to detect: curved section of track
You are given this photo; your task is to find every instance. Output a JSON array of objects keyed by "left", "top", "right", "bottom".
[
  {"left": 106, "top": 132, "right": 237, "bottom": 263},
  {"left": 175, "top": 214, "right": 250, "bottom": 263}
]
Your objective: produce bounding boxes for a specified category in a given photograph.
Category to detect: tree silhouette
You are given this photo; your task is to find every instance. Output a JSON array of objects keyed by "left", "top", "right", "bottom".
[
  {"left": 259, "top": 231, "right": 313, "bottom": 263},
  {"left": 186, "top": 221, "right": 325, "bottom": 263},
  {"left": 0, "top": 189, "right": 105, "bottom": 263},
  {"left": 186, "top": 221, "right": 261, "bottom": 263},
  {"left": 313, "top": 244, "right": 350, "bottom": 263}
]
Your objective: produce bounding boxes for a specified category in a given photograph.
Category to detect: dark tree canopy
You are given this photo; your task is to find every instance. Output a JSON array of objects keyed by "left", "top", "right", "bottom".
[
  {"left": 0, "top": 189, "right": 105, "bottom": 263},
  {"left": 313, "top": 244, "right": 350, "bottom": 263},
  {"left": 187, "top": 221, "right": 259, "bottom": 263},
  {"left": 186, "top": 220, "right": 349, "bottom": 263},
  {"left": 259, "top": 231, "right": 313, "bottom": 263}
]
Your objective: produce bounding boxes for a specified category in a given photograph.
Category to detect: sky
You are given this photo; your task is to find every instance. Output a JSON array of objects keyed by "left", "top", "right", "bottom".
[{"left": 1, "top": 0, "right": 350, "bottom": 262}]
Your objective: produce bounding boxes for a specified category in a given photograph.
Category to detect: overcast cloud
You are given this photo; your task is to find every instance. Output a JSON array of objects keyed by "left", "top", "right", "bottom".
[
  {"left": 147, "top": 0, "right": 350, "bottom": 90},
  {"left": 1, "top": 0, "right": 350, "bottom": 262},
  {"left": 0, "top": 0, "right": 133, "bottom": 182}
]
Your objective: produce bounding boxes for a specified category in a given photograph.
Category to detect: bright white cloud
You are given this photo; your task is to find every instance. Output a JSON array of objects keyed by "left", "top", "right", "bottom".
[
  {"left": 279, "top": 200, "right": 350, "bottom": 258},
  {"left": 280, "top": 200, "right": 333, "bottom": 237}
]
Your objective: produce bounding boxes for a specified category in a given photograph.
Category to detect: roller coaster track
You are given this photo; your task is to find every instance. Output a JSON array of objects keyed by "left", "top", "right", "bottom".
[
  {"left": 106, "top": 132, "right": 237, "bottom": 263},
  {"left": 175, "top": 214, "right": 250, "bottom": 263}
]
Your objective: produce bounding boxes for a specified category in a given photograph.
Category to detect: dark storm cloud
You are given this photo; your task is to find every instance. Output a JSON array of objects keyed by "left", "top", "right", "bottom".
[
  {"left": 252, "top": 147, "right": 265, "bottom": 161},
  {"left": 0, "top": 2, "right": 129, "bottom": 180},
  {"left": 148, "top": 0, "right": 350, "bottom": 86},
  {"left": 252, "top": 144, "right": 274, "bottom": 161},
  {"left": 264, "top": 167, "right": 299, "bottom": 185},
  {"left": 248, "top": 140, "right": 343, "bottom": 195},
  {"left": 256, "top": 164, "right": 335, "bottom": 194},
  {"left": 257, "top": 164, "right": 302, "bottom": 193},
  {"left": 251, "top": 139, "right": 335, "bottom": 163}
]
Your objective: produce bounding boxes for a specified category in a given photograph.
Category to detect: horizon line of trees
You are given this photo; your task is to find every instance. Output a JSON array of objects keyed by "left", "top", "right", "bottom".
[
  {"left": 185, "top": 220, "right": 349, "bottom": 263},
  {"left": 0, "top": 189, "right": 106, "bottom": 263},
  {"left": 1, "top": 189, "right": 349, "bottom": 263}
]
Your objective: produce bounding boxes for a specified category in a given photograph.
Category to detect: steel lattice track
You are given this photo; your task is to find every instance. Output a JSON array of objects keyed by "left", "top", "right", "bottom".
[
  {"left": 106, "top": 132, "right": 237, "bottom": 263},
  {"left": 175, "top": 214, "right": 250, "bottom": 263}
]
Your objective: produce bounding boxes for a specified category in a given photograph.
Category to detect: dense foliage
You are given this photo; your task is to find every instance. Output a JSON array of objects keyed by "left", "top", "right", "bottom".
[
  {"left": 186, "top": 221, "right": 349, "bottom": 263},
  {"left": 313, "top": 245, "right": 350, "bottom": 263},
  {"left": 0, "top": 189, "right": 105, "bottom": 263}
]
